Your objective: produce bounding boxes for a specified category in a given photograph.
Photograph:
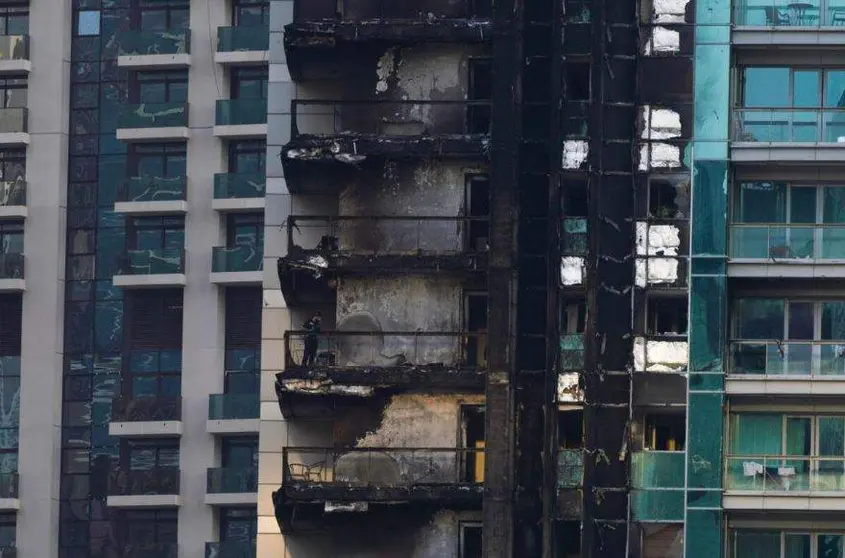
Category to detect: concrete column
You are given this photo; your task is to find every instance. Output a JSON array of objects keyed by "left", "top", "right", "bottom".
[
  {"left": 15, "top": 3, "right": 72, "bottom": 557},
  {"left": 179, "top": 1, "right": 227, "bottom": 556}
]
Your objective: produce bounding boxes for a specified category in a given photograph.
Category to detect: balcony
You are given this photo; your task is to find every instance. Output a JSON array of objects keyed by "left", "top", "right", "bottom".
[
  {"left": 0, "top": 473, "right": 19, "bottom": 512},
  {"left": 115, "top": 176, "right": 187, "bottom": 215},
  {"left": 0, "top": 253, "right": 23, "bottom": 292},
  {"left": 725, "top": 455, "right": 845, "bottom": 510},
  {"left": 212, "top": 173, "right": 265, "bottom": 212},
  {"left": 286, "top": 0, "right": 491, "bottom": 80},
  {"left": 0, "top": 35, "right": 29, "bottom": 74},
  {"left": 117, "top": 29, "right": 190, "bottom": 68},
  {"left": 205, "top": 467, "right": 258, "bottom": 506},
  {"left": 214, "top": 99, "right": 267, "bottom": 138},
  {"left": 732, "top": 108, "right": 845, "bottom": 162},
  {"left": 0, "top": 180, "right": 25, "bottom": 218},
  {"left": 116, "top": 102, "right": 189, "bottom": 142},
  {"left": 276, "top": 447, "right": 483, "bottom": 528},
  {"left": 107, "top": 468, "right": 181, "bottom": 508},
  {"left": 0, "top": 108, "right": 27, "bottom": 145},
  {"left": 211, "top": 244, "right": 263, "bottom": 285},
  {"left": 282, "top": 100, "right": 491, "bottom": 191},
  {"left": 727, "top": 340, "right": 845, "bottom": 395},
  {"left": 113, "top": 249, "right": 186, "bottom": 288},
  {"left": 109, "top": 396, "right": 183, "bottom": 438},
  {"left": 733, "top": 0, "right": 845, "bottom": 44},
  {"left": 207, "top": 393, "right": 259, "bottom": 434},
  {"left": 277, "top": 331, "right": 486, "bottom": 417},
  {"left": 205, "top": 542, "right": 255, "bottom": 558},
  {"left": 630, "top": 451, "right": 685, "bottom": 521},
  {"left": 729, "top": 223, "right": 845, "bottom": 277},
  {"left": 215, "top": 25, "right": 269, "bottom": 65}
]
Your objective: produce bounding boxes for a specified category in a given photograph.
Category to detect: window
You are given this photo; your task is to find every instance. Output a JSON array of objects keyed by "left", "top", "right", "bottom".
[
  {"left": 459, "top": 522, "right": 482, "bottom": 558},
  {"left": 222, "top": 437, "right": 257, "bottom": 468},
  {"left": 649, "top": 176, "right": 690, "bottom": 219},
  {"left": 128, "top": 216, "right": 184, "bottom": 251},
  {"left": 126, "top": 289, "right": 183, "bottom": 350},
  {"left": 644, "top": 413, "right": 686, "bottom": 450},
  {"left": 230, "top": 66, "right": 268, "bottom": 100},
  {"left": 561, "top": 299, "right": 586, "bottom": 333},
  {"left": 559, "top": 409, "right": 583, "bottom": 449},
  {"left": 0, "top": 77, "right": 25, "bottom": 109},
  {"left": 130, "top": 143, "right": 186, "bottom": 179},
  {"left": 225, "top": 288, "right": 261, "bottom": 394},
  {"left": 121, "top": 509, "right": 178, "bottom": 549},
  {"left": 0, "top": 295, "right": 21, "bottom": 356},
  {"left": 76, "top": 10, "right": 100, "bottom": 36},
  {"left": 126, "top": 347, "right": 181, "bottom": 398},
  {"left": 0, "top": 221, "right": 22, "bottom": 254},
  {"left": 228, "top": 140, "right": 265, "bottom": 174},
  {"left": 557, "top": 521, "right": 581, "bottom": 558},
  {"left": 233, "top": 0, "right": 269, "bottom": 26},
  {"left": 0, "top": 149, "right": 24, "bottom": 183},
  {"left": 741, "top": 67, "right": 845, "bottom": 109},
  {"left": 134, "top": 0, "right": 189, "bottom": 31},
  {"left": 0, "top": 5, "right": 26, "bottom": 35},
  {"left": 220, "top": 507, "right": 256, "bottom": 544},
  {"left": 128, "top": 440, "right": 179, "bottom": 470},
  {"left": 565, "top": 63, "right": 590, "bottom": 101},
  {"left": 227, "top": 214, "right": 263, "bottom": 248},
  {"left": 646, "top": 296, "right": 688, "bottom": 335},
  {"left": 641, "top": 524, "right": 682, "bottom": 558},
  {"left": 0, "top": 513, "right": 13, "bottom": 548},
  {"left": 132, "top": 70, "right": 188, "bottom": 104}
]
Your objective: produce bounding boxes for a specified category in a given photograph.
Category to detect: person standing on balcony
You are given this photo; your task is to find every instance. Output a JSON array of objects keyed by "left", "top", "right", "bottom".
[{"left": 302, "top": 311, "right": 322, "bottom": 367}]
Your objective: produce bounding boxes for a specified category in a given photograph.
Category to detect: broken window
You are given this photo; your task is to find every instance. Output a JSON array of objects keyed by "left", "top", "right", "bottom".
[
  {"left": 556, "top": 520, "right": 582, "bottom": 558},
  {"left": 460, "top": 523, "right": 483, "bottom": 558},
  {"left": 564, "top": 62, "right": 590, "bottom": 102},
  {"left": 467, "top": 58, "right": 492, "bottom": 134},
  {"left": 561, "top": 299, "right": 586, "bottom": 333},
  {"left": 559, "top": 409, "right": 584, "bottom": 449},
  {"left": 644, "top": 413, "right": 686, "bottom": 451},
  {"left": 649, "top": 176, "right": 689, "bottom": 219},
  {"left": 641, "top": 524, "right": 683, "bottom": 558},
  {"left": 647, "top": 295, "right": 688, "bottom": 335},
  {"left": 463, "top": 291, "right": 488, "bottom": 367},
  {"left": 563, "top": 181, "right": 588, "bottom": 256},
  {"left": 465, "top": 174, "right": 490, "bottom": 251},
  {"left": 461, "top": 406, "right": 485, "bottom": 483}
]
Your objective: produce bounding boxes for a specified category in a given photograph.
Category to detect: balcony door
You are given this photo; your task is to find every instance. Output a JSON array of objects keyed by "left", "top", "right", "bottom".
[{"left": 460, "top": 405, "right": 485, "bottom": 483}]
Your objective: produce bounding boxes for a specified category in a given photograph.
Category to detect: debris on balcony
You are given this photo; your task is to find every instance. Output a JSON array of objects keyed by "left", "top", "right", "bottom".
[{"left": 558, "top": 372, "right": 584, "bottom": 403}]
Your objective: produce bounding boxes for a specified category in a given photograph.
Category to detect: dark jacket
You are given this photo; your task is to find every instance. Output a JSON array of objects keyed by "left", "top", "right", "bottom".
[{"left": 304, "top": 319, "right": 321, "bottom": 341}]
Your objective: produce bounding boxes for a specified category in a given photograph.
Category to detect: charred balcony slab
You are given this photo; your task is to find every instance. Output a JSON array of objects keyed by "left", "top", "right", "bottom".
[
  {"left": 107, "top": 469, "right": 181, "bottom": 508},
  {"left": 109, "top": 396, "right": 183, "bottom": 438},
  {"left": 282, "top": 100, "right": 490, "bottom": 193},
  {"left": 277, "top": 330, "right": 485, "bottom": 416},
  {"left": 275, "top": 447, "right": 483, "bottom": 529}
]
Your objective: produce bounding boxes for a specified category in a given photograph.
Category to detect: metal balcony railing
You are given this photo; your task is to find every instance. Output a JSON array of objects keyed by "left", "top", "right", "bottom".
[
  {"left": 0, "top": 253, "right": 23, "bottom": 279},
  {"left": 118, "top": 29, "right": 190, "bottom": 55},
  {"left": 291, "top": 99, "right": 492, "bottom": 138},
  {"left": 116, "top": 248, "right": 185, "bottom": 275},
  {"left": 213, "top": 173, "right": 266, "bottom": 199},
  {"left": 734, "top": 108, "right": 845, "bottom": 143},
  {"left": 217, "top": 25, "right": 269, "bottom": 52},
  {"left": 731, "top": 340, "right": 845, "bottom": 376},
  {"left": 283, "top": 330, "right": 488, "bottom": 370},
  {"left": 288, "top": 215, "right": 490, "bottom": 257},
  {"left": 283, "top": 447, "right": 486, "bottom": 486},
  {"left": 216, "top": 99, "right": 268, "bottom": 127},
  {"left": 726, "top": 455, "right": 845, "bottom": 492},
  {"left": 111, "top": 396, "right": 182, "bottom": 422},
  {"left": 734, "top": 0, "right": 845, "bottom": 26},
  {"left": 108, "top": 468, "right": 181, "bottom": 496},
  {"left": 208, "top": 393, "right": 259, "bottom": 420},
  {"left": 117, "top": 176, "right": 187, "bottom": 204},
  {"left": 207, "top": 467, "right": 258, "bottom": 494},
  {"left": 0, "top": 180, "right": 24, "bottom": 207},
  {"left": 730, "top": 223, "right": 845, "bottom": 260}
]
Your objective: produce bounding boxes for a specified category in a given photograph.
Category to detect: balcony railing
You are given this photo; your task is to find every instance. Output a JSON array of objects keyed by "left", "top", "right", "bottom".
[
  {"left": 0, "top": 35, "right": 28, "bottom": 60},
  {"left": 730, "top": 223, "right": 845, "bottom": 260},
  {"left": 214, "top": 173, "right": 266, "bottom": 199},
  {"left": 212, "top": 245, "right": 263, "bottom": 273},
  {"left": 118, "top": 176, "right": 187, "bottom": 204},
  {"left": 208, "top": 393, "right": 259, "bottom": 420},
  {"left": 562, "top": 218, "right": 587, "bottom": 256},
  {"left": 111, "top": 396, "right": 182, "bottom": 422},
  {"left": 0, "top": 181, "right": 25, "bottom": 207},
  {"left": 726, "top": 455, "right": 845, "bottom": 492},
  {"left": 0, "top": 253, "right": 23, "bottom": 279},
  {"left": 217, "top": 25, "right": 269, "bottom": 51},
  {"left": 108, "top": 468, "right": 181, "bottom": 496},
  {"left": 283, "top": 447, "right": 486, "bottom": 486},
  {"left": 731, "top": 340, "right": 845, "bottom": 376},
  {"left": 631, "top": 451, "right": 685, "bottom": 521},
  {"left": 734, "top": 108, "right": 845, "bottom": 143},
  {"left": 116, "top": 248, "right": 185, "bottom": 275},
  {"left": 216, "top": 99, "right": 268, "bottom": 127},
  {"left": 557, "top": 449, "right": 584, "bottom": 488},
  {"left": 118, "top": 29, "right": 190, "bottom": 56},
  {"left": 283, "top": 331, "right": 487, "bottom": 370},
  {"left": 734, "top": 1, "right": 845, "bottom": 26},
  {"left": 205, "top": 542, "right": 256, "bottom": 558},
  {"left": 0, "top": 473, "right": 18, "bottom": 499},
  {"left": 288, "top": 216, "right": 490, "bottom": 256},
  {"left": 0, "top": 108, "right": 26, "bottom": 134},
  {"left": 293, "top": 0, "right": 492, "bottom": 20},
  {"left": 118, "top": 102, "right": 188, "bottom": 129},
  {"left": 207, "top": 467, "right": 258, "bottom": 493},
  {"left": 291, "top": 100, "right": 492, "bottom": 138}
]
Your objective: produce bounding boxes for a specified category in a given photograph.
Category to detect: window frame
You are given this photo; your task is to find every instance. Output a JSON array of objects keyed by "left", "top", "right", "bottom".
[
  {"left": 128, "top": 142, "right": 187, "bottom": 179},
  {"left": 230, "top": 66, "right": 268, "bottom": 100},
  {"left": 130, "top": 70, "right": 189, "bottom": 105},
  {"left": 227, "top": 140, "right": 266, "bottom": 174}
]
